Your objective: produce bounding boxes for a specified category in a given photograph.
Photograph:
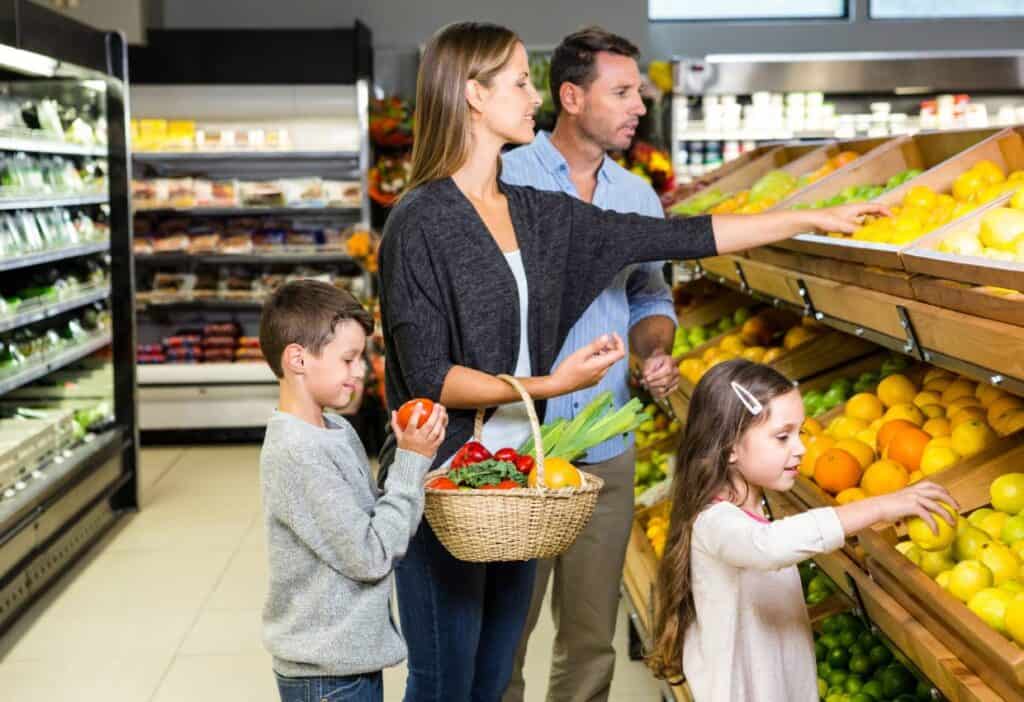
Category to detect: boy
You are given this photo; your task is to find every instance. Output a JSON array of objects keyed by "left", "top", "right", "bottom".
[{"left": 258, "top": 279, "right": 447, "bottom": 702}]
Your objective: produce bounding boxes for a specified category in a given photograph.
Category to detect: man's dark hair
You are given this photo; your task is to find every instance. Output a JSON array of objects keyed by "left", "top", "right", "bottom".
[
  {"left": 550, "top": 27, "right": 640, "bottom": 114},
  {"left": 259, "top": 279, "right": 374, "bottom": 378}
]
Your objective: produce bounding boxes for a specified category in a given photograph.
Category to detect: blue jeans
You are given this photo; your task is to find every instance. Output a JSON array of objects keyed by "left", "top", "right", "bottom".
[
  {"left": 396, "top": 520, "right": 537, "bottom": 702},
  {"left": 274, "top": 672, "right": 382, "bottom": 702}
]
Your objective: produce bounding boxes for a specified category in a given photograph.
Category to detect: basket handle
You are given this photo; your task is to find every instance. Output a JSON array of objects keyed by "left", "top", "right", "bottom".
[{"left": 473, "top": 374, "right": 546, "bottom": 489}]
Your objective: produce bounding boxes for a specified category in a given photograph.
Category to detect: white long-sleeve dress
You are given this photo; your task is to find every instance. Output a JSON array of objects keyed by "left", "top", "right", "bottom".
[{"left": 683, "top": 501, "right": 846, "bottom": 702}]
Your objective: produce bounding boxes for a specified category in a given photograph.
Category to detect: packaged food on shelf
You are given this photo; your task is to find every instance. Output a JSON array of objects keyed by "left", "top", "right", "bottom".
[
  {"left": 280, "top": 177, "right": 325, "bottom": 207},
  {"left": 324, "top": 180, "right": 362, "bottom": 207},
  {"left": 240, "top": 181, "right": 285, "bottom": 207}
]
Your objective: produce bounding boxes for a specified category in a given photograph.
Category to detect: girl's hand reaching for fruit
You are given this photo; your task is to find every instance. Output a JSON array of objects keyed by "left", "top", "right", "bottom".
[
  {"left": 806, "top": 202, "right": 892, "bottom": 235},
  {"left": 834, "top": 480, "right": 959, "bottom": 536}
]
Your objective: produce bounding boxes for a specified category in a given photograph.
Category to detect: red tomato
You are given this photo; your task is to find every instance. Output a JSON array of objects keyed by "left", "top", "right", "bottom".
[
  {"left": 514, "top": 455, "right": 535, "bottom": 475},
  {"left": 463, "top": 441, "right": 491, "bottom": 464},
  {"left": 397, "top": 398, "right": 435, "bottom": 430},
  {"left": 427, "top": 476, "right": 458, "bottom": 490},
  {"left": 494, "top": 448, "right": 519, "bottom": 463},
  {"left": 480, "top": 480, "right": 520, "bottom": 490}
]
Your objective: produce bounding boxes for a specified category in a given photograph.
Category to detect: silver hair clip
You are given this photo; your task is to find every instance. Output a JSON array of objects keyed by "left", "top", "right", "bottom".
[{"left": 731, "top": 381, "right": 763, "bottom": 415}]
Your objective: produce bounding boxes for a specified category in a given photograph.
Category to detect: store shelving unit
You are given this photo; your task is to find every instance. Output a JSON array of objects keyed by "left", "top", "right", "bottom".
[
  {"left": 0, "top": 0, "right": 136, "bottom": 634},
  {"left": 626, "top": 116, "right": 1024, "bottom": 699},
  {"left": 127, "top": 26, "right": 375, "bottom": 440}
]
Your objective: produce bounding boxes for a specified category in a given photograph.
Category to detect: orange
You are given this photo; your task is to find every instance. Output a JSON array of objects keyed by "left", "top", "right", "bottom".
[
  {"left": 814, "top": 448, "right": 864, "bottom": 494},
  {"left": 835, "top": 438, "right": 876, "bottom": 470},
  {"left": 783, "top": 326, "right": 817, "bottom": 350},
  {"left": 886, "top": 426, "right": 932, "bottom": 472},
  {"left": 800, "top": 435, "right": 837, "bottom": 477},
  {"left": 802, "top": 418, "right": 824, "bottom": 436},
  {"left": 878, "top": 419, "right": 920, "bottom": 454},
  {"left": 837, "top": 487, "right": 868, "bottom": 505},
  {"left": 762, "top": 348, "right": 786, "bottom": 364},
  {"left": 529, "top": 457, "right": 582, "bottom": 489},
  {"left": 833, "top": 151, "right": 860, "bottom": 168},
  {"left": 861, "top": 459, "right": 911, "bottom": 496},
  {"left": 846, "top": 393, "right": 885, "bottom": 422}
]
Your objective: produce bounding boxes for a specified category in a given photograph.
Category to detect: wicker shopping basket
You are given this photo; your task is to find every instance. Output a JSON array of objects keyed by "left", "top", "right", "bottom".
[{"left": 423, "top": 375, "right": 604, "bottom": 562}]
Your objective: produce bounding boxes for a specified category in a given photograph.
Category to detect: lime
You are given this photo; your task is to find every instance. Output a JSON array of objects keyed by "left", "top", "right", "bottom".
[
  {"left": 893, "top": 695, "right": 918, "bottom": 702},
  {"left": 819, "top": 633, "right": 841, "bottom": 650},
  {"left": 828, "top": 647, "right": 851, "bottom": 670},
  {"left": 818, "top": 662, "right": 833, "bottom": 678},
  {"left": 881, "top": 665, "right": 917, "bottom": 697},
  {"left": 916, "top": 681, "right": 933, "bottom": 699},
  {"left": 807, "top": 590, "right": 830, "bottom": 605},
  {"left": 845, "top": 675, "right": 865, "bottom": 693},
  {"left": 834, "top": 613, "right": 859, "bottom": 631},
  {"left": 850, "top": 694, "right": 875, "bottom": 702},
  {"left": 822, "top": 616, "right": 842, "bottom": 634},
  {"left": 818, "top": 678, "right": 829, "bottom": 698},
  {"left": 849, "top": 654, "right": 874, "bottom": 675},
  {"left": 838, "top": 630, "right": 859, "bottom": 648},
  {"left": 825, "top": 694, "right": 845, "bottom": 702},
  {"left": 815, "top": 641, "right": 829, "bottom": 661},
  {"left": 861, "top": 679, "right": 884, "bottom": 699},
  {"left": 868, "top": 644, "right": 892, "bottom": 667},
  {"left": 857, "top": 632, "right": 879, "bottom": 650},
  {"left": 828, "top": 670, "right": 849, "bottom": 688}
]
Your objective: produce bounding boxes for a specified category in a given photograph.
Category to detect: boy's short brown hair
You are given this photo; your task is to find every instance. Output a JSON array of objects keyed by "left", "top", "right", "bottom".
[{"left": 259, "top": 279, "right": 374, "bottom": 378}]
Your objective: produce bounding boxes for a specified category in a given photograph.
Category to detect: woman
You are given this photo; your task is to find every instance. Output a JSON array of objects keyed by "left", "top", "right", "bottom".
[{"left": 378, "top": 22, "right": 885, "bottom": 701}]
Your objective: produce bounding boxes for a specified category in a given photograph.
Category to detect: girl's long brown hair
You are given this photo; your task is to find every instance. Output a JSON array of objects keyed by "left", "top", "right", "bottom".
[
  {"left": 404, "top": 22, "right": 521, "bottom": 195},
  {"left": 647, "top": 359, "right": 796, "bottom": 681}
]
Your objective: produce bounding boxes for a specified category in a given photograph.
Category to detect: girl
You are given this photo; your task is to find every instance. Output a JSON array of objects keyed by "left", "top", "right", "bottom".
[
  {"left": 379, "top": 22, "right": 889, "bottom": 702},
  {"left": 648, "top": 359, "right": 956, "bottom": 702}
]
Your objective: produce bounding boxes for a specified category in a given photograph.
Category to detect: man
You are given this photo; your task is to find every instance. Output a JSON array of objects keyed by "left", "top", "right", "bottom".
[{"left": 500, "top": 27, "right": 679, "bottom": 702}]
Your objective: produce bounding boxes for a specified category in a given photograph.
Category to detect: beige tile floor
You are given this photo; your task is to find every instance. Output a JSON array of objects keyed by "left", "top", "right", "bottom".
[{"left": 0, "top": 445, "right": 664, "bottom": 701}]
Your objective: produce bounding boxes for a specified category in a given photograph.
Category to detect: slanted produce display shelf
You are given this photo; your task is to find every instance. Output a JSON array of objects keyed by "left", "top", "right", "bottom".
[{"left": 697, "top": 253, "right": 1024, "bottom": 396}]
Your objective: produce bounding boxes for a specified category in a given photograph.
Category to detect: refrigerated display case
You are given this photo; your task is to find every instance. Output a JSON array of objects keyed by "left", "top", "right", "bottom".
[{"left": 0, "top": 0, "right": 136, "bottom": 634}]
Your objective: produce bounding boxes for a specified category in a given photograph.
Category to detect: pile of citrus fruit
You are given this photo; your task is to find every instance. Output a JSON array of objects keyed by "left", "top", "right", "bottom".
[
  {"left": 800, "top": 560, "right": 837, "bottom": 605},
  {"left": 800, "top": 366, "right": 1023, "bottom": 501},
  {"left": 678, "top": 311, "right": 822, "bottom": 386},
  {"left": 939, "top": 185, "right": 1024, "bottom": 263},
  {"left": 843, "top": 160, "right": 1024, "bottom": 245},
  {"left": 896, "top": 473, "right": 1024, "bottom": 648},
  {"left": 644, "top": 502, "right": 671, "bottom": 559},
  {"left": 815, "top": 612, "right": 932, "bottom": 701}
]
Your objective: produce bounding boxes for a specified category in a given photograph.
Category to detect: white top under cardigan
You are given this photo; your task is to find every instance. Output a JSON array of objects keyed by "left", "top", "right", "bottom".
[{"left": 683, "top": 502, "right": 846, "bottom": 702}]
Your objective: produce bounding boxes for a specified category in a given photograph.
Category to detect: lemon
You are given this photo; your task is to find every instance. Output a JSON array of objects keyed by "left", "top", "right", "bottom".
[
  {"left": 920, "top": 405, "right": 947, "bottom": 420},
  {"left": 922, "top": 417, "right": 951, "bottom": 438},
  {"left": 920, "top": 443, "right": 960, "bottom": 476},
  {"left": 969, "top": 508, "right": 995, "bottom": 527},
  {"left": 976, "top": 384, "right": 1008, "bottom": 408},
  {"left": 991, "top": 473, "right": 1024, "bottom": 514},
  {"left": 919, "top": 547, "right": 957, "bottom": 577},
  {"left": 1002, "top": 580, "right": 1024, "bottom": 595},
  {"left": 907, "top": 502, "right": 958, "bottom": 551},
  {"left": 1007, "top": 599, "right": 1024, "bottom": 646},
  {"left": 948, "top": 560, "right": 994, "bottom": 603},
  {"left": 968, "top": 588, "right": 1014, "bottom": 633},
  {"left": 896, "top": 541, "right": 923, "bottom": 566},
  {"left": 942, "top": 379, "right": 978, "bottom": 405},
  {"left": 924, "top": 368, "right": 955, "bottom": 385},
  {"left": 827, "top": 416, "right": 870, "bottom": 441},
  {"left": 1013, "top": 540, "right": 1024, "bottom": 561},
  {"left": 955, "top": 525, "right": 993, "bottom": 562},
  {"left": 979, "top": 512, "right": 1010, "bottom": 541},
  {"left": 855, "top": 427, "right": 879, "bottom": 452},
  {"left": 936, "top": 570, "right": 954, "bottom": 590},
  {"left": 980, "top": 542, "right": 1022, "bottom": 585},
  {"left": 929, "top": 436, "right": 953, "bottom": 449},
  {"left": 951, "top": 420, "right": 997, "bottom": 458},
  {"left": 877, "top": 374, "right": 918, "bottom": 408},
  {"left": 909, "top": 470, "right": 925, "bottom": 484},
  {"left": 834, "top": 438, "right": 875, "bottom": 470},
  {"left": 883, "top": 403, "right": 925, "bottom": 426},
  {"left": 846, "top": 393, "right": 885, "bottom": 422},
  {"left": 924, "top": 377, "right": 953, "bottom": 394},
  {"left": 914, "top": 391, "right": 943, "bottom": 408}
]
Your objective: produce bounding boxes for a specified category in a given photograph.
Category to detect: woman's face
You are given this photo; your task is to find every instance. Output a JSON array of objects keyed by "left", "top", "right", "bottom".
[{"left": 469, "top": 42, "right": 542, "bottom": 145}]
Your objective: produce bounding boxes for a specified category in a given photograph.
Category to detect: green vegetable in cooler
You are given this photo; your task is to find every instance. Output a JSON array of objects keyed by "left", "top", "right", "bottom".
[
  {"left": 732, "top": 307, "right": 752, "bottom": 325},
  {"left": 81, "top": 308, "right": 99, "bottom": 331}
]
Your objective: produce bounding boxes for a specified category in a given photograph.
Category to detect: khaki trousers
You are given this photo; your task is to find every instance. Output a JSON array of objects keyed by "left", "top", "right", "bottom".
[{"left": 502, "top": 448, "right": 637, "bottom": 702}]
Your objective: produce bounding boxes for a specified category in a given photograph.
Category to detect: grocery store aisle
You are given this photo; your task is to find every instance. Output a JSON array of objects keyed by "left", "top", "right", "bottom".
[{"left": 0, "top": 445, "right": 664, "bottom": 701}]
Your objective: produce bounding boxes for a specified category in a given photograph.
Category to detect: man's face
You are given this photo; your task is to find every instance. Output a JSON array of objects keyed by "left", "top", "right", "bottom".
[{"left": 573, "top": 52, "right": 646, "bottom": 152}]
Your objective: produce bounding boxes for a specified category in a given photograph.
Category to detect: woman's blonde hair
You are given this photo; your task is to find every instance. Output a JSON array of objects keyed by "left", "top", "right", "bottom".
[{"left": 405, "top": 22, "right": 521, "bottom": 194}]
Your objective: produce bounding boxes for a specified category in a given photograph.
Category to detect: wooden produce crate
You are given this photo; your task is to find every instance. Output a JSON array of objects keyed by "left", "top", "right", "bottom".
[
  {"left": 859, "top": 444, "right": 1024, "bottom": 702},
  {"left": 903, "top": 189, "right": 1024, "bottom": 292},
  {"left": 774, "top": 127, "right": 1023, "bottom": 269},
  {"left": 623, "top": 501, "right": 667, "bottom": 635},
  {"left": 673, "top": 277, "right": 752, "bottom": 329},
  {"left": 910, "top": 277, "right": 1024, "bottom": 328},
  {"left": 669, "top": 143, "right": 834, "bottom": 215},
  {"left": 698, "top": 255, "right": 744, "bottom": 285},
  {"left": 746, "top": 243, "right": 918, "bottom": 299}
]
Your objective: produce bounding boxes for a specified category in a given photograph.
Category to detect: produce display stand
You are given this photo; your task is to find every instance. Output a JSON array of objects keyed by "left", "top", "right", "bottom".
[
  {"left": 0, "top": 1, "right": 138, "bottom": 634},
  {"left": 773, "top": 127, "right": 1024, "bottom": 269},
  {"left": 673, "top": 277, "right": 750, "bottom": 329}
]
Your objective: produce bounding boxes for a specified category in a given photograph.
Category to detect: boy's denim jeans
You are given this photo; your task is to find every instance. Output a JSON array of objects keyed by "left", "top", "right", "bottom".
[
  {"left": 275, "top": 671, "right": 383, "bottom": 702},
  {"left": 395, "top": 520, "right": 537, "bottom": 702}
]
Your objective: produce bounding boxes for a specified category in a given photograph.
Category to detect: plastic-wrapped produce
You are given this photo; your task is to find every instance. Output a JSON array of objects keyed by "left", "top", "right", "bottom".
[
  {"left": 0, "top": 97, "right": 26, "bottom": 132},
  {"left": 0, "top": 214, "right": 18, "bottom": 256},
  {"left": 11, "top": 153, "right": 46, "bottom": 193},
  {"left": 13, "top": 211, "right": 44, "bottom": 252}
]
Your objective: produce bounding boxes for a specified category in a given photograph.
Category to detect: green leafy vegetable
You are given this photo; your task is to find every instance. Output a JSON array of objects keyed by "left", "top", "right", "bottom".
[{"left": 448, "top": 460, "right": 526, "bottom": 488}]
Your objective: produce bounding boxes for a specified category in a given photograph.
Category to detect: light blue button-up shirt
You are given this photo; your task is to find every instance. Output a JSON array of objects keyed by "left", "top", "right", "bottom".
[{"left": 501, "top": 131, "right": 676, "bottom": 463}]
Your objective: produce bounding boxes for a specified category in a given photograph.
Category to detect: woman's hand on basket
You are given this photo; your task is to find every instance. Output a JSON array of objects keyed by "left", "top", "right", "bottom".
[
  {"left": 392, "top": 403, "right": 448, "bottom": 459},
  {"left": 551, "top": 333, "right": 625, "bottom": 394}
]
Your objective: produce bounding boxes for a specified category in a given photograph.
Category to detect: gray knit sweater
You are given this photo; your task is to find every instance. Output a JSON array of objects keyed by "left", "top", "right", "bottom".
[{"left": 260, "top": 410, "right": 432, "bottom": 677}]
